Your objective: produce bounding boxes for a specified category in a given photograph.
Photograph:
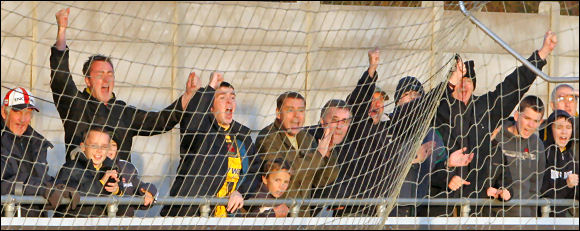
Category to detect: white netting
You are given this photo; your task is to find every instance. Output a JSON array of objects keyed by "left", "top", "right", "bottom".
[{"left": 1, "top": 1, "right": 579, "bottom": 229}]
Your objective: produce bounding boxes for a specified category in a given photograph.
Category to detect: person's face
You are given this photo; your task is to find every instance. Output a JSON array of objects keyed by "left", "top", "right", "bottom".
[
  {"left": 452, "top": 77, "right": 474, "bottom": 104},
  {"left": 514, "top": 107, "right": 543, "bottom": 139},
  {"left": 84, "top": 60, "right": 115, "bottom": 103},
  {"left": 211, "top": 86, "right": 236, "bottom": 125},
  {"left": 551, "top": 117, "right": 573, "bottom": 148},
  {"left": 551, "top": 87, "right": 577, "bottom": 116},
  {"left": 276, "top": 97, "right": 305, "bottom": 136},
  {"left": 81, "top": 131, "right": 111, "bottom": 167},
  {"left": 106, "top": 140, "right": 118, "bottom": 160},
  {"left": 262, "top": 169, "right": 291, "bottom": 198},
  {"left": 1, "top": 107, "right": 33, "bottom": 136},
  {"left": 368, "top": 92, "right": 384, "bottom": 125},
  {"left": 321, "top": 107, "right": 351, "bottom": 145},
  {"left": 397, "top": 90, "right": 421, "bottom": 106}
]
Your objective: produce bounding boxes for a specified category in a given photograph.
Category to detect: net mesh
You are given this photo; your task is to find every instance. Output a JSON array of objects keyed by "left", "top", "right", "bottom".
[{"left": 1, "top": 1, "right": 579, "bottom": 229}]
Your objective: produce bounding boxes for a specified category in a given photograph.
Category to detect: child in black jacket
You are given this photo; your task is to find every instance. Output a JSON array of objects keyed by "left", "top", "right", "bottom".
[
  {"left": 540, "top": 110, "right": 579, "bottom": 217},
  {"left": 242, "top": 158, "right": 292, "bottom": 217}
]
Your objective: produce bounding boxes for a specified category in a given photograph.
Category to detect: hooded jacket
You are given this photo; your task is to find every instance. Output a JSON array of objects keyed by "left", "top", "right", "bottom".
[
  {"left": 161, "top": 86, "right": 257, "bottom": 217},
  {"left": 50, "top": 46, "right": 184, "bottom": 162},
  {"left": 540, "top": 110, "right": 579, "bottom": 217},
  {"left": 54, "top": 151, "right": 121, "bottom": 217},
  {"left": 115, "top": 159, "right": 158, "bottom": 217},
  {"left": 433, "top": 51, "right": 546, "bottom": 200},
  {"left": 1, "top": 118, "right": 54, "bottom": 217}
]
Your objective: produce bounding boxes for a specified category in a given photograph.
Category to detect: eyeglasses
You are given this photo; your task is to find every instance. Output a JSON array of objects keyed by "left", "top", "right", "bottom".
[
  {"left": 84, "top": 144, "right": 110, "bottom": 150},
  {"left": 555, "top": 95, "right": 577, "bottom": 103}
]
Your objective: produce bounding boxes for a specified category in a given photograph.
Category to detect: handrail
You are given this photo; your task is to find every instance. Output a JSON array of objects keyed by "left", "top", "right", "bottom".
[
  {"left": 2, "top": 195, "right": 578, "bottom": 207},
  {"left": 458, "top": 1, "right": 578, "bottom": 83}
]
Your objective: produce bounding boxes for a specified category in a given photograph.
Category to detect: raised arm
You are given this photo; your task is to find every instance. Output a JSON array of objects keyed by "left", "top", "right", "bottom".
[{"left": 346, "top": 48, "right": 380, "bottom": 120}]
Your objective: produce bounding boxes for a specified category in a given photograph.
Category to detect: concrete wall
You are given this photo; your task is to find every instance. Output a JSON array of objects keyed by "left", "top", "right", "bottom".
[{"left": 1, "top": 1, "right": 578, "bottom": 216}]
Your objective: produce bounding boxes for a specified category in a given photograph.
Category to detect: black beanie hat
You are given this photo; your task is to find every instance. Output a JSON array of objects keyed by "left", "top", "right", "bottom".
[
  {"left": 394, "top": 76, "right": 424, "bottom": 104},
  {"left": 463, "top": 60, "right": 476, "bottom": 89}
]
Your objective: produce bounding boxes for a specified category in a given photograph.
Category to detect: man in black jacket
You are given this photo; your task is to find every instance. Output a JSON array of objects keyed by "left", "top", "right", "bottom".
[
  {"left": 433, "top": 30, "right": 557, "bottom": 216},
  {"left": 1, "top": 87, "right": 78, "bottom": 217},
  {"left": 51, "top": 8, "right": 198, "bottom": 162},
  {"left": 161, "top": 72, "right": 256, "bottom": 217}
]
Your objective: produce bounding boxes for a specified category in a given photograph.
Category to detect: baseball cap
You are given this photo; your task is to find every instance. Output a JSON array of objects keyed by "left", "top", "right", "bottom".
[{"left": 3, "top": 87, "right": 39, "bottom": 112}]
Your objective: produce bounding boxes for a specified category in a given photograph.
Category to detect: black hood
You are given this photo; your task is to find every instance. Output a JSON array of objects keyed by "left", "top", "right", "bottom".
[{"left": 543, "top": 109, "right": 574, "bottom": 149}]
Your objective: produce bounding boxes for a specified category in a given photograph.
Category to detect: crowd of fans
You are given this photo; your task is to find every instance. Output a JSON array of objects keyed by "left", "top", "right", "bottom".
[{"left": 2, "top": 8, "right": 578, "bottom": 218}]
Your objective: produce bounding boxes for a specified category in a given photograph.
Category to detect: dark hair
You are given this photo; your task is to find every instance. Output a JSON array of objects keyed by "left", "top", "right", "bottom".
[
  {"left": 83, "top": 125, "right": 113, "bottom": 143},
  {"left": 518, "top": 95, "right": 544, "bottom": 114},
  {"left": 82, "top": 55, "right": 114, "bottom": 77},
  {"left": 218, "top": 81, "right": 235, "bottom": 91},
  {"left": 261, "top": 158, "right": 292, "bottom": 177},
  {"left": 276, "top": 91, "right": 305, "bottom": 110},
  {"left": 320, "top": 99, "right": 350, "bottom": 119}
]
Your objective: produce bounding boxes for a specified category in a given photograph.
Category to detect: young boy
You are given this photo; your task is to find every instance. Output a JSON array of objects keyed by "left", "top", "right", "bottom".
[
  {"left": 54, "top": 127, "right": 122, "bottom": 217},
  {"left": 541, "top": 110, "right": 579, "bottom": 217},
  {"left": 244, "top": 158, "right": 292, "bottom": 217},
  {"left": 106, "top": 139, "right": 157, "bottom": 216}
]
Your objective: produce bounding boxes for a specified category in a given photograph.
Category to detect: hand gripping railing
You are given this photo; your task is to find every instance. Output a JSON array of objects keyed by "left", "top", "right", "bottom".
[
  {"left": 2, "top": 195, "right": 578, "bottom": 218},
  {"left": 458, "top": 1, "right": 578, "bottom": 83}
]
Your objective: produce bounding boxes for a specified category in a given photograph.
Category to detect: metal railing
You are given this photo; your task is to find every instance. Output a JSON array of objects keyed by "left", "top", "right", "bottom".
[
  {"left": 458, "top": 1, "right": 579, "bottom": 83},
  {"left": 2, "top": 195, "right": 578, "bottom": 218}
]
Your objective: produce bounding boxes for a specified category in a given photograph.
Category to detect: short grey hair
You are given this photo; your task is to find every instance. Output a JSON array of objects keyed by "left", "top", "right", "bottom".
[{"left": 551, "top": 84, "right": 575, "bottom": 103}]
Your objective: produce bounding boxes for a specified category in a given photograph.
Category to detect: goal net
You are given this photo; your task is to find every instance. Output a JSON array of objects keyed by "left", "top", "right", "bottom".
[{"left": 1, "top": 1, "right": 578, "bottom": 229}]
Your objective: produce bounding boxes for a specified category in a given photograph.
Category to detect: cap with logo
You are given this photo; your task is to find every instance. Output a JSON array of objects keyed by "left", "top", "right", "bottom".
[{"left": 3, "top": 87, "right": 39, "bottom": 112}]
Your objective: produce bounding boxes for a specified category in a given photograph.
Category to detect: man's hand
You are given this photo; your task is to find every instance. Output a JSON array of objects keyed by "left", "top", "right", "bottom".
[
  {"left": 141, "top": 188, "right": 155, "bottom": 206},
  {"left": 538, "top": 30, "right": 557, "bottom": 60},
  {"left": 208, "top": 72, "right": 224, "bottom": 89},
  {"left": 55, "top": 8, "right": 70, "bottom": 50},
  {"left": 368, "top": 47, "right": 380, "bottom": 78},
  {"left": 181, "top": 72, "right": 201, "bottom": 110},
  {"left": 449, "top": 58, "right": 466, "bottom": 87},
  {"left": 567, "top": 174, "right": 579, "bottom": 188},
  {"left": 412, "top": 141, "right": 435, "bottom": 164},
  {"left": 317, "top": 125, "right": 335, "bottom": 158},
  {"left": 226, "top": 190, "right": 244, "bottom": 213},
  {"left": 448, "top": 175, "right": 470, "bottom": 191},
  {"left": 498, "top": 189, "right": 511, "bottom": 201},
  {"left": 486, "top": 187, "right": 499, "bottom": 199},
  {"left": 447, "top": 147, "right": 474, "bottom": 167},
  {"left": 273, "top": 203, "right": 289, "bottom": 217}
]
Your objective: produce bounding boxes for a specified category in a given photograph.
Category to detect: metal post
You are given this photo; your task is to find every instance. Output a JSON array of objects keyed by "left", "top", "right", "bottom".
[
  {"left": 107, "top": 203, "right": 118, "bottom": 217},
  {"left": 5, "top": 201, "right": 15, "bottom": 218},
  {"left": 461, "top": 204, "right": 470, "bottom": 217},
  {"left": 16, "top": 204, "right": 21, "bottom": 217},
  {"left": 541, "top": 205, "right": 551, "bottom": 217},
  {"left": 376, "top": 203, "right": 386, "bottom": 218},
  {"left": 200, "top": 204, "right": 211, "bottom": 218},
  {"left": 290, "top": 204, "right": 300, "bottom": 217}
]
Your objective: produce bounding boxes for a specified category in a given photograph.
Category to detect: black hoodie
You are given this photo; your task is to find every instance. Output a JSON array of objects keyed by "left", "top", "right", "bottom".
[{"left": 540, "top": 110, "right": 579, "bottom": 217}]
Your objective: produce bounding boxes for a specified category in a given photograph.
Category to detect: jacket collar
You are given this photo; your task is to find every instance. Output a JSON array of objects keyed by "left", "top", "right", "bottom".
[
  {"left": 270, "top": 120, "right": 312, "bottom": 152},
  {"left": 83, "top": 88, "right": 117, "bottom": 105}
]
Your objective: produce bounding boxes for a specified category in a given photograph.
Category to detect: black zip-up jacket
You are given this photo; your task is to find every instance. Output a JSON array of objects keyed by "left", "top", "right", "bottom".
[
  {"left": 116, "top": 159, "right": 158, "bottom": 217},
  {"left": 161, "top": 86, "right": 257, "bottom": 216},
  {"left": 541, "top": 111, "right": 579, "bottom": 217},
  {"left": 49, "top": 46, "right": 184, "bottom": 162},
  {"left": 434, "top": 51, "right": 546, "bottom": 199},
  {"left": 54, "top": 152, "right": 121, "bottom": 217},
  {"left": 1, "top": 118, "right": 55, "bottom": 217}
]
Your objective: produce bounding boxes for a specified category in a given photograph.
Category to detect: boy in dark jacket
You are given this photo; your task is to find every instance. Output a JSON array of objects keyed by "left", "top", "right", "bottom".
[
  {"left": 106, "top": 139, "right": 157, "bottom": 216},
  {"left": 540, "top": 110, "right": 579, "bottom": 217},
  {"left": 54, "top": 127, "right": 122, "bottom": 217},
  {"left": 243, "top": 158, "right": 292, "bottom": 217}
]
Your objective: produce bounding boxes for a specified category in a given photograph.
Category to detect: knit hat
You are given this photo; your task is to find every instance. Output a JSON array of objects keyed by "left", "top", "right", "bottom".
[{"left": 394, "top": 76, "right": 424, "bottom": 104}]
